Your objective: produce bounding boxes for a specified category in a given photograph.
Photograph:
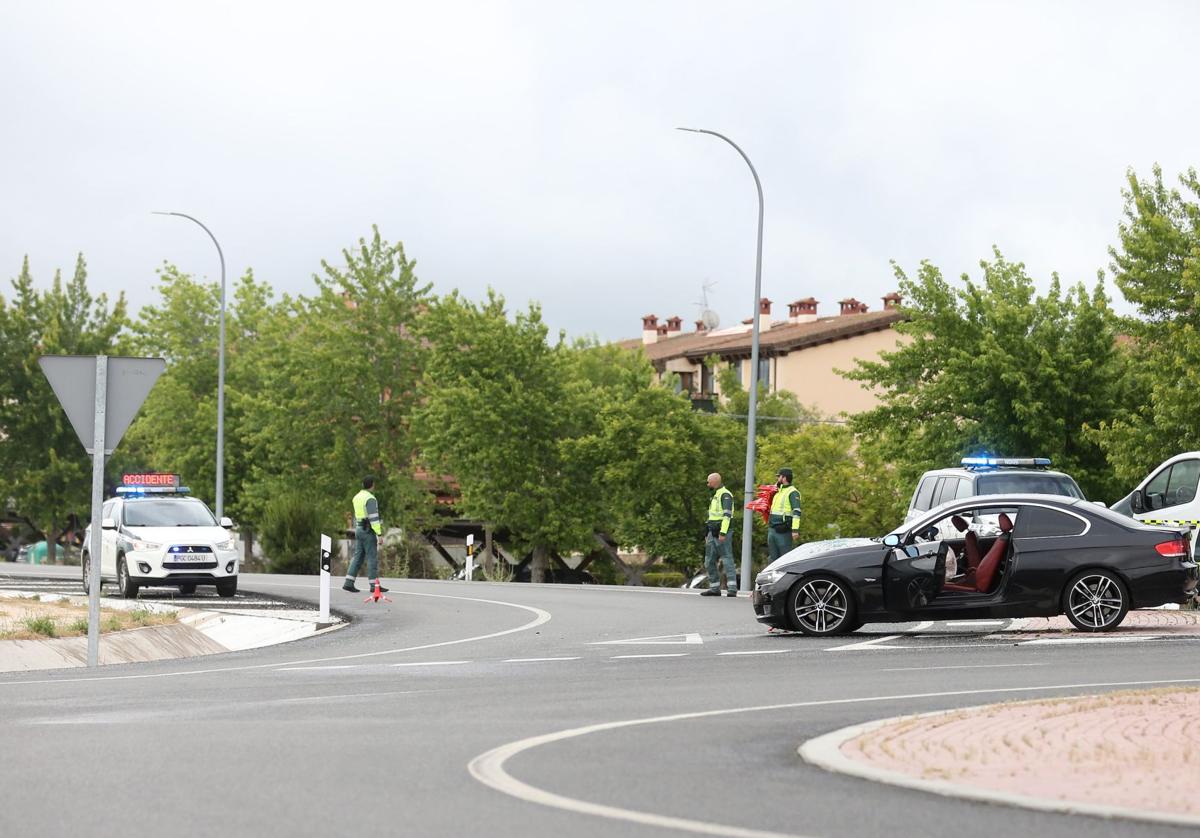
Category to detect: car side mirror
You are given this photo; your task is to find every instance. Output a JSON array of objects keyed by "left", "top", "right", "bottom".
[
  {"left": 882, "top": 534, "right": 900, "bottom": 547},
  {"left": 1131, "top": 490, "right": 1146, "bottom": 514},
  {"left": 220, "top": 517, "right": 234, "bottom": 529},
  {"left": 101, "top": 517, "right": 117, "bottom": 530}
]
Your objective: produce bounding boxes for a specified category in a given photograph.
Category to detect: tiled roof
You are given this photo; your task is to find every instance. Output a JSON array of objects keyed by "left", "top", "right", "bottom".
[{"left": 683, "top": 310, "right": 905, "bottom": 359}]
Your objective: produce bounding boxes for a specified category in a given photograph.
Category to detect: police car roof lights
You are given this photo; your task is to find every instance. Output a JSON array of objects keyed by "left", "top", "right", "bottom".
[
  {"left": 960, "top": 457, "right": 1052, "bottom": 471},
  {"left": 116, "top": 473, "right": 190, "bottom": 496}
]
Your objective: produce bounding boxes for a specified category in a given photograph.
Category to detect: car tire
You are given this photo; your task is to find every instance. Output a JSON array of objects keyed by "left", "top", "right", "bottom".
[
  {"left": 786, "top": 575, "right": 858, "bottom": 636},
  {"left": 117, "top": 557, "right": 140, "bottom": 599},
  {"left": 216, "top": 578, "right": 237, "bottom": 598},
  {"left": 178, "top": 583, "right": 197, "bottom": 596},
  {"left": 81, "top": 553, "right": 102, "bottom": 595},
  {"left": 1062, "top": 569, "right": 1129, "bottom": 632}
]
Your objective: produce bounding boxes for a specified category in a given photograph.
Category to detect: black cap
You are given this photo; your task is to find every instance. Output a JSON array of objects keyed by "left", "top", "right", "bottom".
[{"left": 776, "top": 467, "right": 793, "bottom": 481}]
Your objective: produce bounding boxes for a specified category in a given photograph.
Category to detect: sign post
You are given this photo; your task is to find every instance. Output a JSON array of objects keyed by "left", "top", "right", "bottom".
[
  {"left": 38, "top": 355, "right": 166, "bottom": 667},
  {"left": 319, "top": 533, "right": 332, "bottom": 623},
  {"left": 465, "top": 533, "right": 475, "bottom": 582}
]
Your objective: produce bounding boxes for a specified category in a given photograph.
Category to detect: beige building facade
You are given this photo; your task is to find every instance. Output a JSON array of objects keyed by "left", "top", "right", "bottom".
[{"left": 620, "top": 294, "right": 908, "bottom": 418}]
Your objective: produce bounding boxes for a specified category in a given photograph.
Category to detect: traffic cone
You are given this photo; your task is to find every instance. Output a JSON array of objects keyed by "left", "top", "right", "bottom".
[{"left": 364, "top": 579, "right": 392, "bottom": 604}]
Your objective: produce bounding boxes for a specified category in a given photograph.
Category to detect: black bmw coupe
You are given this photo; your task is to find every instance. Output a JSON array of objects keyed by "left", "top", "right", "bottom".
[{"left": 752, "top": 494, "right": 1199, "bottom": 636}]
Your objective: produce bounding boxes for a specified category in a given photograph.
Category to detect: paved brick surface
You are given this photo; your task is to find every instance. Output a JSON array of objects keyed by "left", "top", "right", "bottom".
[
  {"left": 1006, "top": 607, "right": 1200, "bottom": 636},
  {"left": 841, "top": 687, "right": 1200, "bottom": 817}
]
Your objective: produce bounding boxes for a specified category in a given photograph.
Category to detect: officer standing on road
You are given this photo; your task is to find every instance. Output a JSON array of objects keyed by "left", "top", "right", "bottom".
[
  {"left": 767, "top": 467, "right": 802, "bottom": 562},
  {"left": 701, "top": 472, "right": 737, "bottom": 597},
  {"left": 344, "top": 475, "right": 388, "bottom": 594}
]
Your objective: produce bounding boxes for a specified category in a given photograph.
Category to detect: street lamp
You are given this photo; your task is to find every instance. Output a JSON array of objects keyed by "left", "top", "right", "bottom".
[
  {"left": 152, "top": 211, "right": 227, "bottom": 519},
  {"left": 678, "top": 127, "right": 765, "bottom": 594}
]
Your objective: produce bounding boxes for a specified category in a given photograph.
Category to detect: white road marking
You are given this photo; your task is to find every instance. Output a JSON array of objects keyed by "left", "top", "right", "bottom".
[
  {"left": 592, "top": 633, "right": 703, "bottom": 646},
  {"left": 504, "top": 657, "right": 581, "bottom": 663},
  {"left": 610, "top": 653, "right": 689, "bottom": 660},
  {"left": 827, "top": 634, "right": 903, "bottom": 651},
  {"left": 468, "top": 676, "right": 1200, "bottom": 838},
  {"left": 390, "top": 660, "right": 470, "bottom": 667},
  {"left": 276, "top": 665, "right": 364, "bottom": 672},
  {"left": 881, "top": 663, "right": 1047, "bottom": 672},
  {"left": 0, "top": 590, "right": 552, "bottom": 687},
  {"left": 717, "top": 649, "right": 791, "bottom": 656},
  {"left": 1022, "top": 635, "right": 1165, "bottom": 646},
  {"left": 909, "top": 621, "right": 935, "bottom": 632}
]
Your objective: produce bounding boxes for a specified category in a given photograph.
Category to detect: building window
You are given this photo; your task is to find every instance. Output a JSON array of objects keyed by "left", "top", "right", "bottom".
[
  {"left": 757, "top": 357, "right": 770, "bottom": 389},
  {"left": 700, "top": 364, "right": 714, "bottom": 395},
  {"left": 677, "top": 372, "right": 695, "bottom": 393},
  {"left": 731, "top": 362, "right": 742, "bottom": 386}
]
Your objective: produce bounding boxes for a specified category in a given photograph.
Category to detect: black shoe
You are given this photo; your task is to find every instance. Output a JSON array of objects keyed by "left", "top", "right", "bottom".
[
  {"left": 700, "top": 588, "right": 720, "bottom": 596},
  {"left": 726, "top": 590, "right": 738, "bottom": 597},
  {"left": 342, "top": 581, "right": 360, "bottom": 593}
]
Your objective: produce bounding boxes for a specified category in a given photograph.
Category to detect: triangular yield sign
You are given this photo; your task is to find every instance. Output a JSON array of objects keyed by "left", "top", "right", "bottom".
[
  {"left": 39, "top": 356, "right": 166, "bottom": 454},
  {"left": 591, "top": 633, "right": 703, "bottom": 646}
]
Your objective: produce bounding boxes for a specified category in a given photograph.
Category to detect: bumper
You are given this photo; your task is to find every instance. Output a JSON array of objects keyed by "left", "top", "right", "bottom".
[
  {"left": 126, "top": 548, "right": 239, "bottom": 581},
  {"left": 1126, "top": 561, "right": 1198, "bottom": 608},
  {"left": 752, "top": 583, "right": 790, "bottom": 628}
]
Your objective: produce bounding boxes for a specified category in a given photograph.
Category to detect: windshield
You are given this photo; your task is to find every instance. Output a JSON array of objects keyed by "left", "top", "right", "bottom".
[
  {"left": 123, "top": 499, "right": 216, "bottom": 527},
  {"left": 976, "top": 473, "right": 1085, "bottom": 499}
]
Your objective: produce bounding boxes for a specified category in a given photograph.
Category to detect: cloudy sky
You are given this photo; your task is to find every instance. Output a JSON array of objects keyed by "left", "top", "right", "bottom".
[{"left": 2, "top": 1, "right": 1197, "bottom": 340}]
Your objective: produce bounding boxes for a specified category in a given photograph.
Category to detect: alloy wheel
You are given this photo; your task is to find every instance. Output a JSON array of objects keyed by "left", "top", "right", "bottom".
[
  {"left": 791, "top": 578, "right": 850, "bottom": 634},
  {"left": 1067, "top": 573, "right": 1125, "bottom": 630}
]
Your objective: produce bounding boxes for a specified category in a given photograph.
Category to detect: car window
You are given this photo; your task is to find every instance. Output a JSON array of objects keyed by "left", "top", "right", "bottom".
[
  {"left": 101, "top": 500, "right": 116, "bottom": 519},
  {"left": 1145, "top": 465, "right": 1171, "bottom": 498},
  {"left": 913, "top": 477, "right": 937, "bottom": 512},
  {"left": 1016, "top": 505, "right": 1086, "bottom": 537},
  {"left": 976, "top": 473, "right": 1085, "bottom": 499},
  {"left": 123, "top": 500, "right": 217, "bottom": 527},
  {"left": 955, "top": 478, "right": 974, "bottom": 499},
  {"left": 1164, "top": 459, "right": 1200, "bottom": 509},
  {"left": 933, "top": 478, "right": 959, "bottom": 507}
]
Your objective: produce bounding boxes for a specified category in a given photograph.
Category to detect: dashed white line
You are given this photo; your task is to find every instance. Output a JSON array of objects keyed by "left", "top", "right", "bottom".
[
  {"left": 390, "top": 660, "right": 471, "bottom": 667},
  {"left": 610, "top": 653, "right": 689, "bottom": 660},
  {"left": 718, "top": 649, "right": 792, "bottom": 656},
  {"left": 881, "top": 663, "right": 1047, "bottom": 672},
  {"left": 943, "top": 620, "right": 1006, "bottom": 627},
  {"left": 504, "top": 657, "right": 581, "bottom": 663}
]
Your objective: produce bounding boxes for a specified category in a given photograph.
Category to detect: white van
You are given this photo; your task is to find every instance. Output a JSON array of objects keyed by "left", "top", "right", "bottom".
[{"left": 1112, "top": 452, "right": 1200, "bottom": 525}]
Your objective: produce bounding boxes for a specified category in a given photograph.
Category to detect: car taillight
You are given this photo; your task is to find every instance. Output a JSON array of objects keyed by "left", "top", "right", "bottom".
[{"left": 1155, "top": 539, "right": 1189, "bottom": 558}]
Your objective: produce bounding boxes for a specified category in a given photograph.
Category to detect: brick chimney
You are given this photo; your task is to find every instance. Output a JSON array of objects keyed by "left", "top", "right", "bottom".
[
  {"left": 839, "top": 297, "right": 865, "bottom": 316},
  {"left": 882, "top": 291, "right": 902, "bottom": 311},
  {"left": 642, "top": 314, "right": 659, "bottom": 345},
  {"left": 665, "top": 316, "right": 683, "bottom": 333},
  {"left": 695, "top": 319, "right": 707, "bottom": 332},
  {"left": 758, "top": 298, "right": 772, "bottom": 333},
  {"left": 787, "top": 298, "right": 819, "bottom": 324}
]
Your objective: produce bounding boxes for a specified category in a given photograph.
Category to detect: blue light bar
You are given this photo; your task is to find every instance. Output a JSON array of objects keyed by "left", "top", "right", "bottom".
[
  {"left": 116, "top": 485, "right": 191, "bottom": 496},
  {"left": 961, "top": 457, "right": 1051, "bottom": 468}
]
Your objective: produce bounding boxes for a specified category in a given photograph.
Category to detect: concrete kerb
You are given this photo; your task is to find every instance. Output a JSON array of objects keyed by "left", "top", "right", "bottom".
[
  {"left": 0, "top": 588, "right": 349, "bottom": 672},
  {"left": 798, "top": 701, "right": 1200, "bottom": 830}
]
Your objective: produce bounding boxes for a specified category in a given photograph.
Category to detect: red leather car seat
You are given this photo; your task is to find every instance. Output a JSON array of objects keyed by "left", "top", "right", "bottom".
[
  {"left": 951, "top": 515, "right": 983, "bottom": 573},
  {"left": 944, "top": 513, "right": 1013, "bottom": 594}
]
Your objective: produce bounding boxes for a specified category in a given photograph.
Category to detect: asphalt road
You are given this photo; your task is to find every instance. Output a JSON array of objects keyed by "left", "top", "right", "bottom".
[{"left": 1, "top": 564, "right": 1197, "bottom": 838}]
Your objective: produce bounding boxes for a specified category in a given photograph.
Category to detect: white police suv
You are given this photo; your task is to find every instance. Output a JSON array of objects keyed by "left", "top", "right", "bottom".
[
  {"left": 81, "top": 474, "right": 239, "bottom": 599},
  {"left": 906, "top": 458, "right": 1086, "bottom": 525}
]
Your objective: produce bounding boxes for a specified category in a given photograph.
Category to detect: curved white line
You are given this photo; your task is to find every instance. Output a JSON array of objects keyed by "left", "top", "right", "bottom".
[
  {"left": 0, "top": 590, "right": 551, "bottom": 687},
  {"left": 468, "top": 676, "right": 1200, "bottom": 838}
]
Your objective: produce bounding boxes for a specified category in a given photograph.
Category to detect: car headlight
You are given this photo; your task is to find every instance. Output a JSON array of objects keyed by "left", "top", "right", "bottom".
[
  {"left": 215, "top": 539, "right": 236, "bottom": 551},
  {"left": 125, "top": 539, "right": 161, "bottom": 552},
  {"left": 756, "top": 569, "right": 785, "bottom": 587}
]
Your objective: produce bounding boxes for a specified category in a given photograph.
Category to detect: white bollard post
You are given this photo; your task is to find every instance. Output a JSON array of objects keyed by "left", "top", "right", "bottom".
[
  {"left": 465, "top": 533, "right": 475, "bottom": 582},
  {"left": 319, "top": 533, "right": 331, "bottom": 622}
]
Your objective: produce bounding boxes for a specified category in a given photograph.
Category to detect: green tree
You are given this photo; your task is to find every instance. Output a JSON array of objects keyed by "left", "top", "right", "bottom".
[
  {"left": 415, "top": 291, "right": 595, "bottom": 582},
  {"left": 125, "top": 265, "right": 275, "bottom": 534},
  {"left": 241, "top": 227, "right": 433, "bottom": 542},
  {"left": 847, "top": 250, "right": 1129, "bottom": 501},
  {"left": 0, "top": 255, "right": 129, "bottom": 552},
  {"left": 1087, "top": 167, "right": 1200, "bottom": 490}
]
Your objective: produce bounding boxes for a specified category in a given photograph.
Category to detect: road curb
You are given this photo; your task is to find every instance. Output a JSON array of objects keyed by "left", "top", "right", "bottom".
[{"left": 798, "top": 702, "right": 1200, "bottom": 830}]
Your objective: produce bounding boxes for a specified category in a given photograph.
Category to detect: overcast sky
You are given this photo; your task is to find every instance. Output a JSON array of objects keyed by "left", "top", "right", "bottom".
[{"left": 3, "top": 1, "right": 1197, "bottom": 341}]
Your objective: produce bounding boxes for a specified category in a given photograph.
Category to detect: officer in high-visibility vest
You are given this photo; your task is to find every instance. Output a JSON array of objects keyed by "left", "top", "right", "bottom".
[
  {"left": 344, "top": 475, "right": 388, "bottom": 594},
  {"left": 701, "top": 472, "right": 737, "bottom": 597},
  {"left": 767, "top": 467, "right": 802, "bottom": 562}
]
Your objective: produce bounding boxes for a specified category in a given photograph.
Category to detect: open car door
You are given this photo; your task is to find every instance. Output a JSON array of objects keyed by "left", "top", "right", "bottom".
[{"left": 884, "top": 541, "right": 946, "bottom": 611}]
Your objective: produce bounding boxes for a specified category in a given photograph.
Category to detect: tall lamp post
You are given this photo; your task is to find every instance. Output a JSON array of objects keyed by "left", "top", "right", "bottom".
[
  {"left": 153, "top": 211, "right": 227, "bottom": 519},
  {"left": 678, "top": 127, "right": 765, "bottom": 594}
]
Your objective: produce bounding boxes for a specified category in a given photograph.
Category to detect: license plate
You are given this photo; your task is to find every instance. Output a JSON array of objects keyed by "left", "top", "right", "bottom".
[{"left": 171, "top": 553, "right": 212, "bottom": 563}]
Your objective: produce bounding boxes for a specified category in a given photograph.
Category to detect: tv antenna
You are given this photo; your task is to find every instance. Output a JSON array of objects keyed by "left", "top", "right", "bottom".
[{"left": 696, "top": 280, "right": 720, "bottom": 330}]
